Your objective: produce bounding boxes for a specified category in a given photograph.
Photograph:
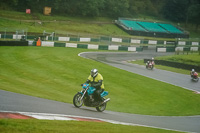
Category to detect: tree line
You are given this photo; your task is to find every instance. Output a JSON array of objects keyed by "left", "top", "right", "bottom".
[{"left": 1, "top": 0, "right": 200, "bottom": 27}]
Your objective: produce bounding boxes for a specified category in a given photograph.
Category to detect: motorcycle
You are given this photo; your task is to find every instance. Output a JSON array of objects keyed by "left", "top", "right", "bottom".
[
  {"left": 146, "top": 61, "right": 154, "bottom": 70},
  {"left": 73, "top": 83, "right": 110, "bottom": 112},
  {"left": 191, "top": 72, "right": 199, "bottom": 82}
]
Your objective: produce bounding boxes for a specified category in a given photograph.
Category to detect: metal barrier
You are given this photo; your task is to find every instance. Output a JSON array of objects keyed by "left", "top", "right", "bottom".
[{"left": 0, "top": 29, "right": 199, "bottom": 50}]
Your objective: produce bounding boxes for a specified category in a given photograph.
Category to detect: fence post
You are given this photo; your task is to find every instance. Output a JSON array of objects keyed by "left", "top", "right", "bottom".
[
  {"left": 52, "top": 32, "right": 54, "bottom": 41},
  {"left": 16, "top": 31, "right": 18, "bottom": 40},
  {"left": 99, "top": 35, "right": 101, "bottom": 45},
  {"left": 4, "top": 28, "right": 6, "bottom": 40},
  {"left": 25, "top": 29, "right": 27, "bottom": 40},
  {"left": 77, "top": 33, "right": 79, "bottom": 43}
]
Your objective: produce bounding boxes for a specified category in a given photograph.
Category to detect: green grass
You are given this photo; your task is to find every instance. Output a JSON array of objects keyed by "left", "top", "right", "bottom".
[
  {"left": 0, "top": 10, "right": 33, "bottom": 20},
  {"left": 0, "top": 17, "right": 129, "bottom": 36},
  {"left": 156, "top": 53, "right": 200, "bottom": 67},
  {"left": 44, "top": 21, "right": 127, "bottom": 36},
  {"left": 0, "top": 119, "right": 182, "bottom": 133},
  {"left": 0, "top": 9, "right": 199, "bottom": 38},
  {"left": 0, "top": 10, "right": 129, "bottom": 36},
  {"left": 1, "top": 46, "right": 200, "bottom": 116},
  {"left": 0, "top": 10, "right": 112, "bottom": 22}
]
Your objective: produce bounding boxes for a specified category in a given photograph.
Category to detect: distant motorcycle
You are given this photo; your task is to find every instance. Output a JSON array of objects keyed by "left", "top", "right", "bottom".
[
  {"left": 191, "top": 72, "right": 199, "bottom": 82},
  {"left": 73, "top": 83, "right": 110, "bottom": 112},
  {"left": 146, "top": 61, "right": 154, "bottom": 70}
]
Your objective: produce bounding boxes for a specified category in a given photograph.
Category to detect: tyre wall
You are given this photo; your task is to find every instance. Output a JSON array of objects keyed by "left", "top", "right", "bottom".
[{"left": 0, "top": 41, "right": 28, "bottom": 46}]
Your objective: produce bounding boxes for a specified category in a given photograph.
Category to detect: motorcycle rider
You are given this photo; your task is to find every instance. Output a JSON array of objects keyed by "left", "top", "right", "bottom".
[
  {"left": 150, "top": 57, "right": 155, "bottom": 65},
  {"left": 85, "top": 69, "right": 104, "bottom": 103},
  {"left": 146, "top": 57, "right": 155, "bottom": 67},
  {"left": 190, "top": 69, "right": 197, "bottom": 78}
]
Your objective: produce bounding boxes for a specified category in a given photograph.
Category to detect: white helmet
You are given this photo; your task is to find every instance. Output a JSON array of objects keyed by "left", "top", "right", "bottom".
[
  {"left": 192, "top": 69, "right": 195, "bottom": 72},
  {"left": 152, "top": 57, "right": 154, "bottom": 60},
  {"left": 91, "top": 69, "right": 98, "bottom": 77}
]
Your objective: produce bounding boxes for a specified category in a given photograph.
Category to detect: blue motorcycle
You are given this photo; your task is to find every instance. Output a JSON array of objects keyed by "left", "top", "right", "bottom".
[{"left": 73, "top": 83, "right": 110, "bottom": 112}]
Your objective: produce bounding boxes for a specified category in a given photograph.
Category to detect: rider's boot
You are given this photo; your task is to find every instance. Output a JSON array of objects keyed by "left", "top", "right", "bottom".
[{"left": 103, "top": 98, "right": 110, "bottom": 104}]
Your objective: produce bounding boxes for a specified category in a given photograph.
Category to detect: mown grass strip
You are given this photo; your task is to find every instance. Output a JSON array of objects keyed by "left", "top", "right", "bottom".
[{"left": 156, "top": 53, "right": 200, "bottom": 67}]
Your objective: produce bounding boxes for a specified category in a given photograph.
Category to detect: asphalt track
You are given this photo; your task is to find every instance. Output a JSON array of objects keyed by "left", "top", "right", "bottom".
[{"left": 1, "top": 48, "right": 200, "bottom": 133}]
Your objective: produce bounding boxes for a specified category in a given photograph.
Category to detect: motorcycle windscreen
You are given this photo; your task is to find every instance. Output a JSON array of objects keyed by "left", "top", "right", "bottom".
[{"left": 101, "top": 91, "right": 108, "bottom": 97}]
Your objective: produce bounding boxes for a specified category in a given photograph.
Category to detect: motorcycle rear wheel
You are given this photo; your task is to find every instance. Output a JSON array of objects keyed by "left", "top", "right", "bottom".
[
  {"left": 73, "top": 93, "right": 83, "bottom": 108},
  {"left": 193, "top": 78, "right": 199, "bottom": 82},
  {"left": 96, "top": 102, "right": 106, "bottom": 112}
]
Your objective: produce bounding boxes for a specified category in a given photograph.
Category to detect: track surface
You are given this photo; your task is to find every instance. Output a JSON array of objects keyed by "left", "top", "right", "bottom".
[{"left": 1, "top": 48, "right": 200, "bottom": 133}]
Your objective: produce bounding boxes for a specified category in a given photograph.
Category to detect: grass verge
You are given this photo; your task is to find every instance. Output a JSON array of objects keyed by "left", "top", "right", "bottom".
[
  {"left": 1, "top": 46, "right": 200, "bottom": 116},
  {"left": 156, "top": 53, "right": 200, "bottom": 67},
  {"left": 0, "top": 119, "right": 182, "bottom": 133}
]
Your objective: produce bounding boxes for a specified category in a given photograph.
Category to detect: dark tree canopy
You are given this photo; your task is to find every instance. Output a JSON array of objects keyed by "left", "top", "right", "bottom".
[{"left": 1, "top": 0, "right": 200, "bottom": 27}]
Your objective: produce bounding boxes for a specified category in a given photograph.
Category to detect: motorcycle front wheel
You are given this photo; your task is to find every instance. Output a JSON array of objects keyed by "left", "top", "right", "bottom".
[
  {"left": 151, "top": 65, "right": 154, "bottom": 70},
  {"left": 96, "top": 102, "right": 107, "bottom": 112},
  {"left": 73, "top": 93, "right": 83, "bottom": 108}
]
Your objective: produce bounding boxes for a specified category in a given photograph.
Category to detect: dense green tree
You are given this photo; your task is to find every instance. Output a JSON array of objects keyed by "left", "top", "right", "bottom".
[
  {"left": 187, "top": 3, "right": 200, "bottom": 30},
  {"left": 3, "top": 0, "right": 200, "bottom": 27},
  {"left": 75, "top": 0, "right": 105, "bottom": 17},
  {"left": 104, "top": 0, "right": 129, "bottom": 18},
  {"left": 49, "top": 0, "right": 79, "bottom": 15},
  {"left": 162, "top": 0, "right": 190, "bottom": 22},
  {"left": 128, "top": 0, "right": 161, "bottom": 17},
  {"left": 162, "top": 0, "right": 200, "bottom": 28},
  {"left": 0, "top": 0, "right": 18, "bottom": 9},
  {"left": 1, "top": 0, "right": 164, "bottom": 18}
]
